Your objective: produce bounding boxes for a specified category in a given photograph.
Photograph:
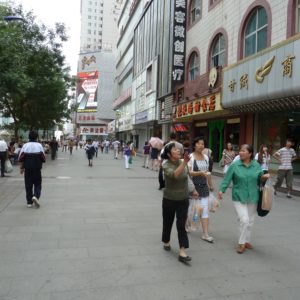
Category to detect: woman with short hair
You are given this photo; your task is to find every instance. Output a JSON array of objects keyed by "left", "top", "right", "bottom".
[
  {"left": 218, "top": 144, "right": 270, "bottom": 254},
  {"left": 161, "top": 143, "right": 198, "bottom": 263}
]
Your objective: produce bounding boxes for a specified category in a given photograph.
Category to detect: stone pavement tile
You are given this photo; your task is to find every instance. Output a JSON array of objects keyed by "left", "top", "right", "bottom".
[
  {"left": 0, "top": 233, "right": 32, "bottom": 242},
  {"left": 203, "top": 271, "right": 286, "bottom": 297},
  {"left": 0, "top": 240, "right": 59, "bottom": 252},
  {"left": 272, "top": 269, "right": 300, "bottom": 288},
  {"left": 260, "top": 287, "right": 300, "bottom": 300},
  {"left": 0, "top": 250, "right": 25, "bottom": 263},
  {"left": 133, "top": 280, "right": 219, "bottom": 300},
  {"left": 0, "top": 278, "right": 12, "bottom": 297},
  {"left": 23, "top": 248, "right": 89, "bottom": 262},
  {"left": 48, "top": 286, "right": 138, "bottom": 300},
  {"left": 7, "top": 225, "right": 61, "bottom": 234}
]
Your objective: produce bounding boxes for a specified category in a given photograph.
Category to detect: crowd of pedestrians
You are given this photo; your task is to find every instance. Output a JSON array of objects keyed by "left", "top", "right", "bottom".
[{"left": 0, "top": 130, "right": 298, "bottom": 265}]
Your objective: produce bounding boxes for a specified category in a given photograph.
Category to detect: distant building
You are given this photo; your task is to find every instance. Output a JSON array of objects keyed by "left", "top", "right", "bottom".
[{"left": 80, "top": 0, "right": 120, "bottom": 53}]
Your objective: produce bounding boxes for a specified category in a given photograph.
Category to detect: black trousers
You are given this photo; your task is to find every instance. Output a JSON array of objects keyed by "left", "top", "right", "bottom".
[
  {"left": 158, "top": 167, "right": 165, "bottom": 189},
  {"left": 0, "top": 152, "right": 6, "bottom": 176},
  {"left": 25, "top": 169, "right": 42, "bottom": 204},
  {"left": 162, "top": 198, "right": 189, "bottom": 249}
]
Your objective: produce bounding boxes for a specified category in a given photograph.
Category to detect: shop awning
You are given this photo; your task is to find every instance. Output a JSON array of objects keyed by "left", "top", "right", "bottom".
[{"left": 227, "top": 96, "right": 300, "bottom": 113}]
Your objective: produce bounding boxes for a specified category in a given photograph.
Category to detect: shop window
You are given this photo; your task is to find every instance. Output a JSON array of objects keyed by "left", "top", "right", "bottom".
[
  {"left": 211, "top": 34, "right": 225, "bottom": 67},
  {"left": 297, "top": 0, "right": 300, "bottom": 33},
  {"left": 188, "top": 52, "right": 199, "bottom": 81},
  {"left": 146, "top": 65, "right": 152, "bottom": 91},
  {"left": 161, "top": 101, "right": 165, "bottom": 120},
  {"left": 244, "top": 7, "right": 268, "bottom": 57},
  {"left": 190, "top": 0, "right": 201, "bottom": 24}
]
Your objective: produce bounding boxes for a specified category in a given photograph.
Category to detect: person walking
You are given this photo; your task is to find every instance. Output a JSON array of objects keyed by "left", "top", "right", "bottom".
[
  {"left": 85, "top": 139, "right": 95, "bottom": 166},
  {"left": 218, "top": 144, "right": 270, "bottom": 254},
  {"left": 0, "top": 136, "right": 8, "bottom": 177},
  {"left": 188, "top": 137, "right": 214, "bottom": 243},
  {"left": 92, "top": 140, "right": 99, "bottom": 158},
  {"left": 123, "top": 141, "right": 131, "bottom": 169},
  {"left": 18, "top": 131, "right": 46, "bottom": 208},
  {"left": 112, "top": 140, "right": 120, "bottom": 159},
  {"left": 161, "top": 142, "right": 198, "bottom": 263},
  {"left": 104, "top": 140, "right": 110, "bottom": 154},
  {"left": 273, "top": 139, "right": 297, "bottom": 198},
  {"left": 62, "top": 139, "right": 67, "bottom": 152},
  {"left": 221, "top": 142, "right": 236, "bottom": 174},
  {"left": 255, "top": 144, "right": 271, "bottom": 174},
  {"left": 68, "top": 139, "right": 74, "bottom": 155},
  {"left": 49, "top": 137, "right": 58, "bottom": 160},
  {"left": 142, "top": 141, "right": 150, "bottom": 168},
  {"left": 150, "top": 146, "right": 159, "bottom": 171}
]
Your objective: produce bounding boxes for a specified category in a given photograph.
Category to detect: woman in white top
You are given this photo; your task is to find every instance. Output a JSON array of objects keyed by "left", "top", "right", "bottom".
[
  {"left": 255, "top": 144, "right": 271, "bottom": 173},
  {"left": 188, "top": 137, "right": 214, "bottom": 243}
]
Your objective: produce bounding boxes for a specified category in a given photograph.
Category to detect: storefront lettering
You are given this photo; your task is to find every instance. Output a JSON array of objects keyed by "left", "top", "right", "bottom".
[
  {"left": 172, "top": 0, "right": 186, "bottom": 88},
  {"left": 175, "top": 0, "right": 186, "bottom": 8},
  {"left": 255, "top": 56, "right": 275, "bottom": 83},
  {"left": 175, "top": 94, "right": 220, "bottom": 118},
  {"left": 282, "top": 55, "right": 296, "bottom": 77},
  {"left": 240, "top": 74, "right": 248, "bottom": 90},
  {"left": 228, "top": 79, "right": 236, "bottom": 92}
]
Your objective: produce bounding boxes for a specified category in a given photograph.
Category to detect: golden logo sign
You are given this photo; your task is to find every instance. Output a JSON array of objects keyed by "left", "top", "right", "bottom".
[{"left": 255, "top": 56, "right": 275, "bottom": 83}]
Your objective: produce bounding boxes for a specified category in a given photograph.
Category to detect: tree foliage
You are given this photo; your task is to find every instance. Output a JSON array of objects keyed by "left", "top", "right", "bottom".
[{"left": 0, "top": 4, "right": 72, "bottom": 138}]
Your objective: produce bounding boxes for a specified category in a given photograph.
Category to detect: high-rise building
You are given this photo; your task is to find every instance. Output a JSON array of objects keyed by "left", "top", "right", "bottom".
[{"left": 79, "top": 0, "right": 120, "bottom": 53}]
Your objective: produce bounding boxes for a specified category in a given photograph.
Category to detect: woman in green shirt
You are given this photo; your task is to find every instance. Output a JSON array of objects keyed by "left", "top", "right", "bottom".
[
  {"left": 218, "top": 144, "right": 269, "bottom": 254},
  {"left": 162, "top": 143, "right": 198, "bottom": 263}
]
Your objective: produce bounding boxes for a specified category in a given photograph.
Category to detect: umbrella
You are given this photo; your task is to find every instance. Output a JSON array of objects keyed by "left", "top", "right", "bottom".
[{"left": 149, "top": 137, "right": 164, "bottom": 150}]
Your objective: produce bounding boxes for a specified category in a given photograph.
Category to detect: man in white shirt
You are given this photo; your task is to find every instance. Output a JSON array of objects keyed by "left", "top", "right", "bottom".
[
  {"left": 273, "top": 139, "right": 297, "bottom": 198},
  {"left": 0, "top": 136, "right": 8, "bottom": 177},
  {"left": 112, "top": 140, "right": 120, "bottom": 159}
]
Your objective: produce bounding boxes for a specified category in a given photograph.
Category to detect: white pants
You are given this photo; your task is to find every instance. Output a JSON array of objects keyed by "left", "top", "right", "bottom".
[
  {"left": 124, "top": 155, "right": 130, "bottom": 169},
  {"left": 113, "top": 148, "right": 118, "bottom": 158},
  {"left": 143, "top": 155, "right": 149, "bottom": 168},
  {"left": 200, "top": 196, "right": 209, "bottom": 219},
  {"left": 233, "top": 202, "right": 256, "bottom": 245}
]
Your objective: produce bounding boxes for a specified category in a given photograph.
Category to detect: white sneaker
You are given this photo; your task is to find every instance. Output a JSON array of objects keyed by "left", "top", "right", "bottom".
[
  {"left": 32, "top": 196, "right": 40, "bottom": 208},
  {"left": 27, "top": 204, "right": 33, "bottom": 208},
  {"left": 202, "top": 235, "right": 214, "bottom": 243}
]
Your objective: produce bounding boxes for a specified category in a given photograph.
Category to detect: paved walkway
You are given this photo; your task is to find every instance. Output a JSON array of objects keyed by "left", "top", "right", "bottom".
[{"left": 0, "top": 150, "right": 299, "bottom": 300}]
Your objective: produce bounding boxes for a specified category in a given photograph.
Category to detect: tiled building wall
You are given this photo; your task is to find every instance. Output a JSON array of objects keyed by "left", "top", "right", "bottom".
[{"left": 186, "top": 0, "right": 289, "bottom": 74}]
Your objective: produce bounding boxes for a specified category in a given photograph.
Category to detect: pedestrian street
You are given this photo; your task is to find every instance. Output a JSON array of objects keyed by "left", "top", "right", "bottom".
[{"left": 0, "top": 149, "right": 300, "bottom": 300}]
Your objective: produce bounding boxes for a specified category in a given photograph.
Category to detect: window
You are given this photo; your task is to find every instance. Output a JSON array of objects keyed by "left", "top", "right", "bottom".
[
  {"left": 244, "top": 7, "right": 268, "bottom": 57},
  {"left": 297, "top": 0, "right": 300, "bottom": 33},
  {"left": 211, "top": 34, "right": 225, "bottom": 67},
  {"left": 146, "top": 65, "right": 152, "bottom": 91},
  {"left": 88, "top": 30, "right": 91, "bottom": 34},
  {"left": 88, "top": 22, "right": 91, "bottom": 26},
  {"left": 188, "top": 52, "right": 199, "bottom": 81},
  {"left": 98, "top": 31, "right": 102, "bottom": 35},
  {"left": 190, "top": 0, "right": 201, "bottom": 24},
  {"left": 88, "top": 15, "right": 91, "bottom": 19}
]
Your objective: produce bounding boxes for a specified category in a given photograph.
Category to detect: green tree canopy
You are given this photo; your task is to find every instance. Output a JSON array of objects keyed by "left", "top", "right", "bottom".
[{"left": 0, "top": 4, "right": 72, "bottom": 138}]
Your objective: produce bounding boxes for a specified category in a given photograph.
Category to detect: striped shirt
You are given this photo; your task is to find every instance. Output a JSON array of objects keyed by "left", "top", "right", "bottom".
[{"left": 277, "top": 147, "right": 296, "bottom": 170}]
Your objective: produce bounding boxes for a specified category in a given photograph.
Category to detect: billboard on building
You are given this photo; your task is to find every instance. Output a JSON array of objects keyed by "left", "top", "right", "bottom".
[{"left": 77, "top": 71, "right": 99, "bottom": 112}]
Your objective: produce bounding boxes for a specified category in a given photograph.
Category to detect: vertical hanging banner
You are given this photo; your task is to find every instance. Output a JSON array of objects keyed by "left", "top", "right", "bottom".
[
  {"left": 172, "top": 0, "right": 187, "bottom": 89},
  {"left": 77, "top": 71, "right": 99, "bottom": 112}
]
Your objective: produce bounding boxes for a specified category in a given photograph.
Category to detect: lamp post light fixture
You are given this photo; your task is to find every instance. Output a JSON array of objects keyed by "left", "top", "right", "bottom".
[{"left": 4, "top": 16, "right": 25, "bottom": 22}]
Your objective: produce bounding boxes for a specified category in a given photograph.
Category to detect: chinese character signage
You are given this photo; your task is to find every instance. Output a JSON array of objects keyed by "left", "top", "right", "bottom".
[
  {"left": 222, "top": 37, "right": 300, "bottom": 108},
  {"left": 175, "top": 93, "right": 222, "bottom": 119},
  {"left": 77, "top": 71, "right": 99, "bottom": 112},
  {"left": 76, "top": 112, "right": 98, "bottom": 124},
  {"left": 172, "top": 0, "right": 187, "bottom": 88},
  {"left": 79, "top": 125, "right": 107, "bottom": 136}
]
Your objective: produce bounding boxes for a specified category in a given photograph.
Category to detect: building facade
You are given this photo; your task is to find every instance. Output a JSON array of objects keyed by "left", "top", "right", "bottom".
[
  {"left": 177, "top": 0, "right": 300, "bottom": 171},
  {"left": 80, "top": 0, "right": 120, "bottom": 53},
  {"left": 77, "top": 0, "right": 120, "bottom": 140},
  {"left": 113, "top": 0, "right": 150, "bottom": 148}
]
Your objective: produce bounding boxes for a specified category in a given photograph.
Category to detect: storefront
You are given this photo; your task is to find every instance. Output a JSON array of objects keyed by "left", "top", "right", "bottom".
[
  {"left": 173, "top": 93, "right": 240, "bottom": 161},
  {"left": 223, "top": 35, "right": 300, "bottom": 173}
]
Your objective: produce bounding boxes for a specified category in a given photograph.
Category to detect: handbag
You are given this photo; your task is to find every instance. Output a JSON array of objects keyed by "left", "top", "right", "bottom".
[
  {"left": 257, "top": 179, "right": 274, "bottom": 217},
  {"left": 4, "top": 159, "right": 13, "bottom": 173}
]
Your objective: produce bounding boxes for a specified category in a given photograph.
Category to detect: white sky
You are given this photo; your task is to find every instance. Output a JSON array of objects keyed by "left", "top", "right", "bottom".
[{"left": 16, "top": 0, "right": 81, "bottom": 75}]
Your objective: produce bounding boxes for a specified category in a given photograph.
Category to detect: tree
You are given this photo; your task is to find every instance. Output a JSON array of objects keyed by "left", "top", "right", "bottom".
[{"left": 0, "top": 4, "right": 71, "bottom": 139}]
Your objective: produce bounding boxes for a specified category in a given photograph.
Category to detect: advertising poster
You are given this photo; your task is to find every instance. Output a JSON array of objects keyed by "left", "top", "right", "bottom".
[{"left": 77, "top": 71, "right": 99, "bottom": 112}]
